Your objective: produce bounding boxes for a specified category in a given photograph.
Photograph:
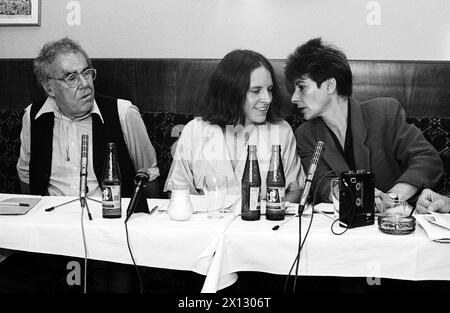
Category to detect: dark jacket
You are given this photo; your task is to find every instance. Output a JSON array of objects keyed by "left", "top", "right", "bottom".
[{"left": 295, "top": 97, "right": 443, "bottom": 203}]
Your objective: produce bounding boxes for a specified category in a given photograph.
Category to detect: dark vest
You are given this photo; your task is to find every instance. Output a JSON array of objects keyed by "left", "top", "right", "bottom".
[{"left": 29, "top": 94, "right": 136, "bottom": 197}]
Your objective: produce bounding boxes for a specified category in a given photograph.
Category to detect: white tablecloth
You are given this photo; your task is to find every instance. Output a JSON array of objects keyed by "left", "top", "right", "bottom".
[
  {"left": 1, "top": 195, "right": 449, "bottom": 293},
  {"left": 207, "top": 203, "right": 450, "bottom": 291},
  {"left": 0, "top": 194, "right": 239, "bottom": 291}
]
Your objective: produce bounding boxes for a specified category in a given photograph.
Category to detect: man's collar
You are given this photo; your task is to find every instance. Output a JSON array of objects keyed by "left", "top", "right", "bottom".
[{"left": 35, "top": 97, "right": 104, "bottom": 123}]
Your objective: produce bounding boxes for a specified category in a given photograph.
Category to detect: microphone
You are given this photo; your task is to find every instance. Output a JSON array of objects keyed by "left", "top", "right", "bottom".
[
  {"left": 125, "top": 169, "right": 150, "bottom": 223},
  {"left": 79, "top": 134, "right": 92, "bottom": 220},
  {"left": 79, "top": 134, "right": 89, "bottom": 200},
  {"left": 298, "top": 140, "right": 324, "bottom": 215}
]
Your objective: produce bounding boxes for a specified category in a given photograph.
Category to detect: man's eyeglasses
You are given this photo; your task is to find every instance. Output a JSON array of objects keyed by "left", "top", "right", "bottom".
[{"left": 47, "top": 68, "right": 97, "bottom": 88}]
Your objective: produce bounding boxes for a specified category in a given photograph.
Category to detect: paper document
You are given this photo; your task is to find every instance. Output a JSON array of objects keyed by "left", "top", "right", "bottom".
[
  {"left": 416, "top": 214, "right": 450, "bottom": 243},
  {"left": 0, "top": 197, "right": 42, "bottom": 215},
  {"left": 429, "top": 212, "right": 450, "bottom": 230}
]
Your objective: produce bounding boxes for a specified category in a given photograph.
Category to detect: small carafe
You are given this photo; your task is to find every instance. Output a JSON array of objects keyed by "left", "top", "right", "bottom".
[{"left": 167, "top": 182, "right": 193, "bottom": 221}]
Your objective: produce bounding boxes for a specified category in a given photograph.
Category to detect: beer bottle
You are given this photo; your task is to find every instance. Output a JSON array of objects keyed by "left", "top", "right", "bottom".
[
  {"left": 101, "top": 142, "right": 122, "bottom": 218},
  {"left": 241, "top": 145, "right": 261, "bottom": 221},
  {"left": 266, "top": 145, "right": 286, "bottom": 220}
]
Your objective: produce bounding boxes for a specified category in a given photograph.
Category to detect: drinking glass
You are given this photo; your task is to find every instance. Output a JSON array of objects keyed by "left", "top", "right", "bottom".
[
  {"left": 381, "top": 199, "right": 409, "bottom": 216},
  {"left": 203, "top": 175, "right": 228, "bottom": 219},
  {"left": 330, "top": 178, "right": 340, "bottom": 219}
]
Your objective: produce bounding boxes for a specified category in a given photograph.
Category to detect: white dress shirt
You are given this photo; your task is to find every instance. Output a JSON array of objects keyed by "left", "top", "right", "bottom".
[{"left": 17, "top": 97, "right": 159, "bottom": 197}]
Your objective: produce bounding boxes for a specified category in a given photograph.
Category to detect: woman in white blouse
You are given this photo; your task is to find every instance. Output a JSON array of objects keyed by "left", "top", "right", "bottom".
[{"left": 165, "top": 49, "right": 305, "bottom": 203}]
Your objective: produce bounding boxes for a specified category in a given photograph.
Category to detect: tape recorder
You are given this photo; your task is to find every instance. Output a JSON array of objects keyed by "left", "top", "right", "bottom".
[{"left": 338, "top": 170, "right": 375, "bottom": 228}]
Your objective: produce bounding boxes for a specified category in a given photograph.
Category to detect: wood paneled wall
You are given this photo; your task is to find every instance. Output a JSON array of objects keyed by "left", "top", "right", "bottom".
[{"left": 1, "top": 59, "right": 450, "bottom": 117}]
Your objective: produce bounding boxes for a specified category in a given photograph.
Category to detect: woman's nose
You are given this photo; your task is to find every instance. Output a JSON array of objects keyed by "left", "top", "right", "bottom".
[
  {"left": 261, "top": 89, "right": 272, "bottom": 102},
  {"left": 291, "top": 90, "right": 300, "bottom": 104}
]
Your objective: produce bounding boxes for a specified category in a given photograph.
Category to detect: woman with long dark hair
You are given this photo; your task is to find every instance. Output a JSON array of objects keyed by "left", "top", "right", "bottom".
[{"left": 165, "top": 49, "right": 304, "bottom": 202}]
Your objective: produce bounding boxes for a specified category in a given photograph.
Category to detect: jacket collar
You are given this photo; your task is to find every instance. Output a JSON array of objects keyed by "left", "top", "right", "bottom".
[
  {"left": 317, "top": 97, "right": 370, "bottom": 173},
  {"left": 349, "top": 97, "right": 371, "bottom": 171}
]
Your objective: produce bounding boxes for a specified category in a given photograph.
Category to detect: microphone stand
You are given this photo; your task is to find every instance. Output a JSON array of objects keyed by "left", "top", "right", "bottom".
[
  {"left": 272, "top": 213, "right": 299, "bottom": 230},
  {"left": 80, "top": 196, "right": 93, "bottom": 221},
  {"left": 124, "top": 169, "right": 151, "bottom": 223},
  {"left": 44, "top": 193, "right": 99, "bottom": 220},
  {"left": 45, "top": 196, "right": 101, "bottom": 212},
  {"left": 44, "top": 134, "right": 97, "bottom": 220}
]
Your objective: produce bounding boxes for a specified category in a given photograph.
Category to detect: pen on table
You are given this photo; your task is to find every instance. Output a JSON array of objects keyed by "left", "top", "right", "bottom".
[{"left": 0, "top": 202, "right": 30, "bottom": 207}]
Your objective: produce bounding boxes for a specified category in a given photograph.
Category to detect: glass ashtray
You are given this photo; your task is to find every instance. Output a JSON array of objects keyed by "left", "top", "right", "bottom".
[{"left": 378, "top": 214, "right": 416, "bottom": 235}]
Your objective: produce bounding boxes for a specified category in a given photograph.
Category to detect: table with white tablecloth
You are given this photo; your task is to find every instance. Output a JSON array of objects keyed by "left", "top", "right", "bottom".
[
  {"left": 1, "top": 194, "right": 449, "bottom": 293},
  {"left": 0, "top": 194, "right": 239, "bottom": 291},
  {"left": 202, "top": 203, "right": 450, "bottom": 292}
]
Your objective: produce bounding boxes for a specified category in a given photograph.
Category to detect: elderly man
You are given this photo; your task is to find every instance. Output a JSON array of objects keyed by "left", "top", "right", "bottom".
[
  {"left": 12, "top": 37, "right": 160, "bottom": 292},
  {"left": 285, "top": 38, "right": 443, "bottom": 209},
  {"left": 17, "top": 37, "right": 160, "bottom": 198}
]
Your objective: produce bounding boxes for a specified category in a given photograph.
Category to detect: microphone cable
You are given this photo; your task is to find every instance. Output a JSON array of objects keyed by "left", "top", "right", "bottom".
[
  {"left": 293, "top": 200, "right": 314, "bottom": 292},
  {"left": 292, "top": 170, "right": 333, "bottom": 292},
  {"left": 283, "top": 187, "right": 317, "bottom": 293},
  {"left": 283, "top": 169, "right": 337, "bottom": 293},
  {"left": 302, "top": 170, "right": 357, "bottom": 235},
  {"left": 283, "top": 175, "right": 324, "bottom": 293},
  {"left": 297, "top": 168, "right": 357, "bottom": 235},
  {"left": 124, "top": 220, "right": 144, "bottom": 293},
  {"left": 123, "top": 170, "right": 150, "bottom": 293},
  {"left": 283, "top": 169, "right": 362, "bottom": 291},
  {"left": 330, "top": 179, "right": 356, "bottom": 235},
  {"left": 80, "top": 199, "right": 89, "bottom": 293}
]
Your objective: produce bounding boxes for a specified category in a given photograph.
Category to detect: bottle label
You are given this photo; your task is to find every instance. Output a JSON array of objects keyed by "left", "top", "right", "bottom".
[
  {"left": 266, "top": 187, "right": 285, "bottom": 209},
  {"left": 102, "top": 185, "right": 121, "bottom": 216},
  {"left": 249, "top": 187, "right": 260, "bottom": 211}
]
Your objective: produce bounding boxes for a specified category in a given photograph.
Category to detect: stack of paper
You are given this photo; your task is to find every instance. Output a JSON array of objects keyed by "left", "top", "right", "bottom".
[
  {"left": 416, "top": 213, "right": 450, "bottom": 243},
  {"left": 0, "top": 197, "right": 42, "bottom": 215},
  {"left": 430, "top": 212, "right": 450, "bottom": 229}
]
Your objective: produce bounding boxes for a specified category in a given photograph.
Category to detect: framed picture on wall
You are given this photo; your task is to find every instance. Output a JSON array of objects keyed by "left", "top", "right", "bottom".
[{"left": 0, "top": 0, "right": 40, "bottom": 26}]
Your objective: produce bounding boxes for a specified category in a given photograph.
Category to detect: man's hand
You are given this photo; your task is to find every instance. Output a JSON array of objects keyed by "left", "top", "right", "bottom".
[
  {"left": 375, "top": 188, "right": 408, "bottom": 214},
  {"left": 374, "top": 188, "right": 398, "bottom": 212},
  {"left": 415, "top": 189, "right": 450, "bottom": 214},
  {"left": 374, "top": 188, "right": 384, "bottom": 212}
]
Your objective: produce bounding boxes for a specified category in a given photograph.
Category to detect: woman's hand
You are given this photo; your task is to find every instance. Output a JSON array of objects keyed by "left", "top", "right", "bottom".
[{"left": 415, "top": 189, "right": 450, "bottom": 214}]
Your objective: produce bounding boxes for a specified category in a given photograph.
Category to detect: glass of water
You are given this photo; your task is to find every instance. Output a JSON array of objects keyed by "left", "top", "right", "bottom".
[
  {"left": 381, "top": 199, "right": 410, "bottom": 216},
  {"left": 203, "top": 175, "right": 228, "bottom": 219},
  {"left": 330, "top": 177, "right": 340, "bottom": 219}
]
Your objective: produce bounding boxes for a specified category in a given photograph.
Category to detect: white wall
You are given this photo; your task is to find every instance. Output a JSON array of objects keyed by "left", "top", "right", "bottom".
[{"left": 0, "top": 0, "right": 449, "bottom": 60}]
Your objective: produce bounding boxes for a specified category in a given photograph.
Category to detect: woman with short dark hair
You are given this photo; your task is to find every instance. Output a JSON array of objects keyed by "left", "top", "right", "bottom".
[{"left": 286, "top": 38, "right": 443, "bottom": 208}]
